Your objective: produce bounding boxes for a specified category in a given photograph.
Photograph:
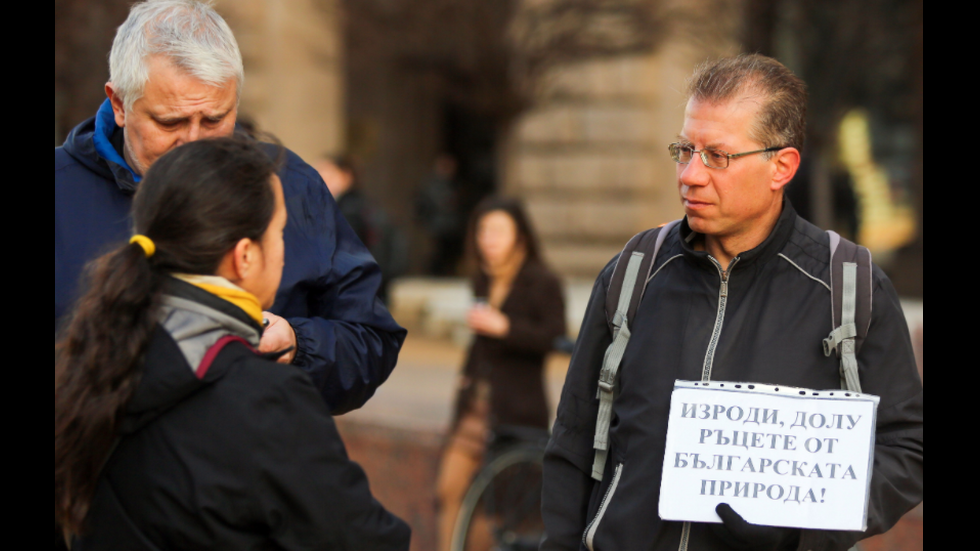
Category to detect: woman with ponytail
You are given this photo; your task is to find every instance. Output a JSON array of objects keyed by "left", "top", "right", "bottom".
[{"left": 55, "top": 138, "right": 410, "bottom": 551}]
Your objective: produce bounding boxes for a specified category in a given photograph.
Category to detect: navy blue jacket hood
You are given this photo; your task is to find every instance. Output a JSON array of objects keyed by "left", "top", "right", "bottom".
[{"left": 62, "top": 99, "right": 141, "bottom": 193}]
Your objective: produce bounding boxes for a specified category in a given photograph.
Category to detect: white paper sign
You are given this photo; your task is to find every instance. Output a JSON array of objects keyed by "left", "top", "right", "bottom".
[{"left": 659, "top": 381, "right": 879, "bottom": 532}]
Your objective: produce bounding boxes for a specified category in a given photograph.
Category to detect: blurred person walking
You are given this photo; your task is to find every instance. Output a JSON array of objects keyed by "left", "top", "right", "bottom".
[
  {"left": 316, "top": 155, "right": 408, "bottom": 303},
  {"left": 436, "top": 197, "right": 566, "bottom": 551},
  {"left": 54, "top": 0, "right": 405, "bottom": 414},
  {"left": 416, "top": 154, "right": 465, "bottom": 276},
  {"left": 55, "top": 138, "right": 411, "bottom": 551}
]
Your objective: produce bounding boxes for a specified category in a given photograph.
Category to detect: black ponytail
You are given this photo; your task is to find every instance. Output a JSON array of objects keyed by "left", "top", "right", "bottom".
[{"left": 54, "top": 242, "right": 165, "bottom": 535}]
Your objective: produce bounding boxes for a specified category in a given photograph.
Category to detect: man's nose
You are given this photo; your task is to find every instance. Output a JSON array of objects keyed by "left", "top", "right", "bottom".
[
  {"left": 184, "top": 122, "right": 203, "bottom": 143},
  {"left": 679, "top": 154, "right": 711, "bottom": 187}
]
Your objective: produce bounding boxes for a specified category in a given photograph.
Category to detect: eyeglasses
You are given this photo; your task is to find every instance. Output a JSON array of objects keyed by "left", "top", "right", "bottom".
[{"left": 669, "top": 143, "right": 787, "bottom": 169}]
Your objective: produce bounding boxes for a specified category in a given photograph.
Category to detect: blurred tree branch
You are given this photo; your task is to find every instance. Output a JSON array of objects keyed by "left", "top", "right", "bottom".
[{"left": 337, "top": 0, "right": 734, "bottom": 118}]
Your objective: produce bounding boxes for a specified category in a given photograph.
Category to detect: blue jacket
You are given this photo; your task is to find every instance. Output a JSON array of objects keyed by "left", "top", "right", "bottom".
[{"left": 55, "top": 100, "right": 407, "bottom": 415}]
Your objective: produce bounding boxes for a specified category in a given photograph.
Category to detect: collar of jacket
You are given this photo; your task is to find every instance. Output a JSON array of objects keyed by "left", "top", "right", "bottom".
[
  {"left": 679, "top": 198, "right": 798, "bottom": 272},
  {"left": 61, "top": 99, "right": 141, "bottom": 194},
  {"left": 118, "top": 277, "right": 265, "bottom": 435},
  {"left": 63, "top": 101, "right": 267, "bottom": 197},
  {"left": 164, "top": 277, "right": 267, "bottom": 337}
]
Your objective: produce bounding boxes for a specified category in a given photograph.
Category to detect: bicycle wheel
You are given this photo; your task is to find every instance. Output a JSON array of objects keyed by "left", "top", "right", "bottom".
[{"left": 450, "top": 446, "right": 545, "bottom": 551}]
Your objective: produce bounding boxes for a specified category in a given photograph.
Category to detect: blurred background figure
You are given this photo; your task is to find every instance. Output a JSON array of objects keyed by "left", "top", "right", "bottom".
[
  {"left": 416, "top": 154, "right": 465, "bottom": 276},
  {"left": 436, "top": 197, "right": 566, "bottom": 551},
  {"left": 317, "top": 155, "right": 408, "bottom": 303}
]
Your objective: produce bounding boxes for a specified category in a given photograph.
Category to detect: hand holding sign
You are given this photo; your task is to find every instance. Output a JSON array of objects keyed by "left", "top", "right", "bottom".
[
  {"left": 710, "top": 504, "right": 801, "bottom": 551},
  {"left": 659, "top": 381, "right": 880, "bottom": 532}
]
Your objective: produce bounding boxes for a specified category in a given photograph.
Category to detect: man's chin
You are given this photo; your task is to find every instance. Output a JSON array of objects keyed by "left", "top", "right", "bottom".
[
  {"left": 123, "top": 143, "right": 150, "bottom": 177},
  {"left": 686, "top": 215, "right": 715, "bottom": 235}
]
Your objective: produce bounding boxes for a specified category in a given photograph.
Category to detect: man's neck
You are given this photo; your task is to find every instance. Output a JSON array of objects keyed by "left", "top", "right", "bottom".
[{"left": 703, "top": 200, "right": 784, "bottom": 272}]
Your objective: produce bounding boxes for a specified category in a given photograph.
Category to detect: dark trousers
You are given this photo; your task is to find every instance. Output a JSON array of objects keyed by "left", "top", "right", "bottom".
[{"left": 55, "top": 525, "right": 68, "bottom": 550}]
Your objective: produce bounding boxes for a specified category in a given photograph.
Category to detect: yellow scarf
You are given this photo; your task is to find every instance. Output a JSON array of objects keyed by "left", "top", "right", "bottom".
[{"left": 173, "top": 274, "right": 265, "bottom": 326}]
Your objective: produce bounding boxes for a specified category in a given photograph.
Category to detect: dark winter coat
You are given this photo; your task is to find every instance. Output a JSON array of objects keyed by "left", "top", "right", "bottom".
[
  {"left": 456, "top": 261, "right": 567, "bottom": 431},
  {"left": 55, "top": 100, "right": 406, "bottom": 416},
  {"left": 73, "top": 278, "right": 411, "bottom": 551},
  {"left": 541, "top": 202, "right": 924, "bottom": 551}
]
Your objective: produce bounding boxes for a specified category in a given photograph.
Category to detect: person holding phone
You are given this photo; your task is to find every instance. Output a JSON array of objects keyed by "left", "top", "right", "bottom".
[{"left": 435, "top": 197, "right": 567, "bottom": 551}]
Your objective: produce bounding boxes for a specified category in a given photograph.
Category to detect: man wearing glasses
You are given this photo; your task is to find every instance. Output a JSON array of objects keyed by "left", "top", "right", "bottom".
[{"left": 541, "top": 55, "right": 923, "bottom": 551}]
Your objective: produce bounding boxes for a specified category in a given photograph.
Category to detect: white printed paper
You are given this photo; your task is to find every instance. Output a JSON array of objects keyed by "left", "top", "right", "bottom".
[{"left": 659, "top": 381, "right": 879, "bottom": 532}]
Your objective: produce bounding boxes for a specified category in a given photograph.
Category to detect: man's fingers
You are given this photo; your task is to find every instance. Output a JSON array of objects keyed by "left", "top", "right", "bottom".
[
  {"left": 709, "top": 504, "right": 756, "bottom": 549},
  {"left": 716, "top": 503, "right": 755, "bottom": 535},
  {"left": 258, "top": 313, "right": 297, "bottom": 364}
]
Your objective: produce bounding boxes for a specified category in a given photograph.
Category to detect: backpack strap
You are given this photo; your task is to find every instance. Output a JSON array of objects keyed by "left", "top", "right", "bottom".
[
  {"left": 593, "top": 220, "right": 681, "bottom": 481},
  {"left": 823, "top": 231, "right": 874, "bottom": 393}
]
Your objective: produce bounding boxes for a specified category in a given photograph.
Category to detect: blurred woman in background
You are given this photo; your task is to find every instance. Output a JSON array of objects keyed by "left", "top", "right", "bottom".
[
  {"left": 436, "top": 196, "right": 567, "bottom": 551},
  {"left": 55, "top": 138, "right": 409, "bottom": 551}
]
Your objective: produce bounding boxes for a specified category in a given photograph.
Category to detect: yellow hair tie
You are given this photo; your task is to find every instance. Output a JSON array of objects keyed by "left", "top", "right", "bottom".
[{"left": 130, "top": 235, "right": 157, "bottom": 259}]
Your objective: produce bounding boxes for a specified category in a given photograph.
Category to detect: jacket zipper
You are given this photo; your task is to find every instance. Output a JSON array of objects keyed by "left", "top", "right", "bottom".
[
  {"left": 680, "top": 255, "right": 740, "bottom": 551},
  {"left": 701, "top": 256, "right": 740, "bottom": 382},
  {"left": 584, "top": 463, "right": 625, "bottom": 551}
]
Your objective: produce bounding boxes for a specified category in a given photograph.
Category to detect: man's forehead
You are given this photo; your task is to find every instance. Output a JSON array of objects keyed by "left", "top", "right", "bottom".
[
  {"left": 140, "top": 56, "right": 238, "bottom": 115},
  {"left": 685, "top": 94, "right": 763, "bottom": 118},
  {"left": 681, "top": 96, "right": 763, "bottom": 145}
]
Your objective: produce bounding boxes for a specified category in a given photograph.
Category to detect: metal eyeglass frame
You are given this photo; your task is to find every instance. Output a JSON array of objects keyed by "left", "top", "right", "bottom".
[{"left": 669, "top": 143, "right": 788, "bottom": 169}]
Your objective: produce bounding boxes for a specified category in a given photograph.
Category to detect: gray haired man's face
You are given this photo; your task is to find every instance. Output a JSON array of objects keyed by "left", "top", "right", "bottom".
[{"left": 107, "top": 55, "right": 239, "bottom": 176}]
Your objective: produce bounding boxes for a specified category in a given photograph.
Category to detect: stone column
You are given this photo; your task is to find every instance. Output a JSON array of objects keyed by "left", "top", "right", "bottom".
[
  {"left": 214, "top": 0, "right": 345, "bottom": 162},
  {"left": 503, "top": 45, "right": 731, "bottom": 278}
]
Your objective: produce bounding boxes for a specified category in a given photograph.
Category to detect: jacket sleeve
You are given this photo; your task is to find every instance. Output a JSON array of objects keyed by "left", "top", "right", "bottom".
[
  {"left": 502, "top": 270, "right": 568, "bottom": 355},
  {"left": 541, "top": 263, "right": 615, "bottom": 551},
  {"left": 254, "top": 370, "right": 412, "bottom": 551},
  {"left": 798, "top": 269, "right": 924, "bottom": 551},
  {"left": 276, "top": 155, "right": 407, "bottom": 416}
]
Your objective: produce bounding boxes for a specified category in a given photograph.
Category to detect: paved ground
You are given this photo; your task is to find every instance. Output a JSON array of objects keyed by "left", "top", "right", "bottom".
[
  {"left": 343, "top": 334, "right": 571, "bottom": 433},
  {"left": 337, "top": 335, "right": 570, "bottom": 551}
]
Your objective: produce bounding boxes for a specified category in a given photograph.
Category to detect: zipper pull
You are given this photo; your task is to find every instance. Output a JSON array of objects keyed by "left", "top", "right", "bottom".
[{"left": 720, "top": 257, "right": 740, "bottom": 298}]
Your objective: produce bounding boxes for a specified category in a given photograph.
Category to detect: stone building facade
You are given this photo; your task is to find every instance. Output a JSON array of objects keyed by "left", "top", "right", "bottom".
[
  {"left": 209, "top": 0, "right": 738, "bottom": 279},
  {"left": 502, "top": 46, "right": 736, "bottom": 276},
  {"left": 213, "top": 0, "right": 345, "bottom": 164},
  {"left": 55, "top": 0, "right": 922, "bottom": 291}
]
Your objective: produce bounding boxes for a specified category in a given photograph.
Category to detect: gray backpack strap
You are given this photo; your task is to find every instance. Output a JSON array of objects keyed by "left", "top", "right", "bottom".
[
  {"left": 593, "top": 221, "right": 681, "bottom": 481},
  {"left": 823, "top": 231, "right": 873, "bottom": 393}
]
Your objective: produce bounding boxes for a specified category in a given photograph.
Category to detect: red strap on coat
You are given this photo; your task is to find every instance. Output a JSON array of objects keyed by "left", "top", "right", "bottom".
[{"left": 196, "top": 336, "right": 254, "bottom": 379}]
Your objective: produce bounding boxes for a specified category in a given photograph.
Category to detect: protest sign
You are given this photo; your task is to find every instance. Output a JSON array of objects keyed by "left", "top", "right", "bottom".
[{"left": 659, "top": 381, "right": 879, "bottom": 532}]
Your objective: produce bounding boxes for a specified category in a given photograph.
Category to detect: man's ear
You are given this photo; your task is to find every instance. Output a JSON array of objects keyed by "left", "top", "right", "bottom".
[
  {"left": 771, "top": 147, "right": 802, "bottom": 192},
  {"left": 105, "top": 83, "right": 127, "bottom": 129}
]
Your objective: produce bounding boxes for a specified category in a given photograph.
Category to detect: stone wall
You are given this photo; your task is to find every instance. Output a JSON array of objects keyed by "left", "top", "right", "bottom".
[
  {"left": 503, "top": 43, "right": 738, "bottom": 277},
  {"left": 214, "top": 0, "right": 345, "bottom": 163}
]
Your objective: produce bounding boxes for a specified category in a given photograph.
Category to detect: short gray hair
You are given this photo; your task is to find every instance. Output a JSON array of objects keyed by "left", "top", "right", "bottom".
[
  {"left": 688, "top": 54, "right": 808, "bottom": 155},
  {"left": 109, "top": 0, "right": 244, "bottom": 112}
]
